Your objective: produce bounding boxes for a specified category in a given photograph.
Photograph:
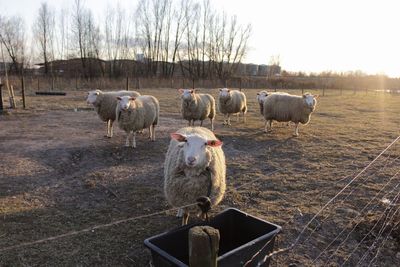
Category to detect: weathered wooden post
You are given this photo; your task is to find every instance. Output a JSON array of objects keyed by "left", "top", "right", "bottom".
[
  {"left": 302, "top": 88, "right": 304, "bottom": 95},
  {"left": 0, "top": 79, "right": 3, "bottom": 112},
  {"left": 322, "top": 87, "right": 325, "bottom": 96},
  {"left": 239, "top": 77, "right": 242, "bottom": 91},
  {"left": 9, "top": 85, "right": 16, "bottom": 108},
  {"left": 126, "top": 76, "right": 129, "bottom": 90},
  {"left": 21, "top": 75, "right": 26, "bottom": 109},
  {"left": 75, "top": 73, "right": 78, "bottom": 90},
  {"left": 51, "top": 76, "right": 55, "bottom": 91},
  {"left": 37, "top": 77, "right": 40, "bottom": 91},
  {"left": 189, "top": 226, "right": 219, "bottom": 267},
  {"left": 182, "top": 78, "right": 185, "bottom": 88},
  {"left": 192, "top": 78, "right": 195, "bottom": 89}
]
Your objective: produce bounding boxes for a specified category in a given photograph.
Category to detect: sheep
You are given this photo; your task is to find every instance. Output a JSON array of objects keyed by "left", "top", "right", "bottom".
[
  {"left": 263, "top": 92, "right": 318, "bottom": 136},
  {"left": 86, "top": 89, "right": 140, "bottom": 138},
  {"left": 164, "top": 126, "right": 226, "bottom": 225},
  {"left": 256, "top": 91, "right": 289, "bottom": 115},
  {"left": 115, "top": 95, "right": 159, "bottom": 148},
  {"left": 218, "top": 88, "right": 247, "bottom": 125},
  {"left": 179, "top": 89, "right": 215, "bottom": 131}
]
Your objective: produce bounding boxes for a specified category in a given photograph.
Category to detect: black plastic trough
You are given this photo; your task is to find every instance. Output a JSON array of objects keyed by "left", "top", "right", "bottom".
[
  {"left": 144, "top": 208, "right": 281, "bottom": 267},
  {"left": 35, "top": 91, "right": 66, "bottom": 96}
]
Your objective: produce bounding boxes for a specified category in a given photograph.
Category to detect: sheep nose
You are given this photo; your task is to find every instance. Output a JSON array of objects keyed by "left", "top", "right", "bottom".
[{"left": 187, "top": 156, "right": 196, "bottom": 164}]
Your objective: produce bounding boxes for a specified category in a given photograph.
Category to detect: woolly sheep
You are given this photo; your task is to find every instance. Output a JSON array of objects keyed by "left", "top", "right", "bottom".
[
  {"left": 179, "top": 89, "right": 216, "bottom": 131},
  {"left": 116, "top": 95, "right": 159, "bottom": 148},
  {"left": 86, "top": 89, "right": 140, "bottom": 138},
  {"left": 218, "top": 88, "right": 247, "bottom": 125},
  {"left": 256, "top": 90, "right": 288, "bottom": 115},
  {"left": 164, "top": 126, "right": 226, "bottom": 225},
  {"left": 263, "top": 92, "right": 318, "bottom": 136}
]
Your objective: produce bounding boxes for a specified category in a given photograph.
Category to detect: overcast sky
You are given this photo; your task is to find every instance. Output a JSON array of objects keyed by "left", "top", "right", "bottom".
[{"left": 2, "top": 0, "right": 400, "bottom": 77}]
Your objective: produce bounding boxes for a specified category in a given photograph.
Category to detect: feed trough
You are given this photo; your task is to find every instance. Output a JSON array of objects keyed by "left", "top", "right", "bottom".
[{"left": 144, "top": 208, "right": 281, "bottom": 267}]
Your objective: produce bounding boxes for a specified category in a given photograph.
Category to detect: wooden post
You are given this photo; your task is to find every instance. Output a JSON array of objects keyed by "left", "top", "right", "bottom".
[
  {"left": 137, "top": 78, "right": 141, "bottom": 90},
  {"left": 239, "top": 78, "right": 242, "bottom": 91},
  {"left": 322, "top": 87, "right": 325, "bottom": 96},
  {"left": 192, "top": 79, "right": 195, "bottom": 89},
  {"left": 224, "top": 79, "right": 227, "bottom": 88},
  {"left": 51, "top": 76, "right": 55, "bottom": 91},
  {"left": 301, "top": 88, "right": 304, "bottom": 95},
  {"left": 37, "top": 77, "right": 40, "bottom": 91},
  {"left": 9, "top": 85, "right": 16, "bottom": 108},
  {"left": 189, "top": 226, "right": 219, "bottom": 267},
  {"left": 182, "top": 78, "right": 185, "bottom": 88},
  {"left": 75, "top": 74, "right": 78, "bottom": 90},
  {"left": 0, "top": 80, "right": 3, "bottom": 111},
  {"left": 21, "top": 76, "right": 26, "bottom": 109},
  {"left": 126, "top": 76, "right": 129, "bottom": 90}
]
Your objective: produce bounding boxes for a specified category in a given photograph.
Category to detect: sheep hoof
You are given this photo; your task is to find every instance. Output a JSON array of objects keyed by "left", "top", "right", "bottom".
[
  {"left": 104, "top": 135, "right": 112, "bottom": 138},
  {"left": 293, "top": 133, "right": 299, "bottom": 137}
]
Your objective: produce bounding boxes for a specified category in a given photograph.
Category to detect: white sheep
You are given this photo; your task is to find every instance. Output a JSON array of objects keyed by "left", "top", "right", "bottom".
[
  {"left": 164, "top": 126, "right": 226, "bottom": 225},
  {"left": 179, "top": 89, "right": 215, "bottom": 131},
  {"left": 218, "top": 88, "right": 247, "bottom": 125},
  {"left": 115, "top": 95, "right": 159, "bottom": 148},
  {"left": 86, "top": 89, "right": 140, "bottom": 138},
  {"left": 263, "top": 92, "right": 318, "bottom": 136}
]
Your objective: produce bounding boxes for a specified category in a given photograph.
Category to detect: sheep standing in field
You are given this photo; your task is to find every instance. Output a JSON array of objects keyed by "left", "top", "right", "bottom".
[
  {"left": 116, "top": 95, "right": 159, "bottom": 148},
  {"left": 179, "top": 89, "right": 215, "bottom": 131},
  {"left": 86, "top": 89, "right": 140, "bottom": 138},
  {"left": 256, "top": 91, "right": 289, "bottom": 115},
  {"left": 218, "top": 88, "right": 247, "bottom": 125},
  {"left": 164, "top": 127, "right": 226, "bottom": 225},
  {"left": 263, "top": 92, "right": 318, "bottom": 136}
]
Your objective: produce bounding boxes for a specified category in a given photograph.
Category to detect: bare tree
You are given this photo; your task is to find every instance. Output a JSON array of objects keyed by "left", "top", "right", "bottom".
[
  {"left": 33, "top": 2, "right": 55, "bottom": 75},
  {"left": 0, "top": 15, "right": 26, "bottom": 75}
]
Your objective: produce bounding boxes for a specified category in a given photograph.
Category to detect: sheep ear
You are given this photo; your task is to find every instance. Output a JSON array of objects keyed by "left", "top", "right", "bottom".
[
  {"left": 129, "top": 96, "right": 136, "bottom": 100},
  {"left": 117, "top": 96, "right": 122, "bottom": 100},
  {"left": 171, "top": 133, "right": 187, "bottom": 142},
  {"left": 227, "top": 89, "right": 230, "bottom": 92},
  {"left": 178, "top": 89, "right": 184, "bottom": 94},
  {"left": 190, "top": 89, "right": 195, "bottom": 94},
  {"left": 207, "top": 139, "right": 223, "bottom": 147},
  {"left": 257, "top": 92, "right": 260, "bottom": 95},
  {"left": 219, "top": 89, "right": 222, "bottom": 92},
  {"left": 314, "top": 95, "right": 319, "bottom": 99},
  {"left": 302, "top": 94, "right": 307, "bottom": 98}
]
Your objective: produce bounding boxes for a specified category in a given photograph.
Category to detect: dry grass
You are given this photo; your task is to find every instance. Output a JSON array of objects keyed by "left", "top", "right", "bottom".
[{"left": 0, "top": 88, "right": 399, "bottom": 266}]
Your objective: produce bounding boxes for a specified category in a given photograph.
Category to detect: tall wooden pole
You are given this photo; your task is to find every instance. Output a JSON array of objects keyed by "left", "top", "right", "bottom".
[{"left": 21, "top": 75, "right": 26, "bottom": 109}]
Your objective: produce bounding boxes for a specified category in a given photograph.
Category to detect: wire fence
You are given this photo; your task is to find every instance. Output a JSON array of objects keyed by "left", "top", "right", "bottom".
[{"left": 1, "top": 135, "right": 399, "bottom": 266}]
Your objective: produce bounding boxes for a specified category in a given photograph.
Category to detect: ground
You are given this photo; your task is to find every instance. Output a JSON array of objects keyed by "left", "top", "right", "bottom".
[{"left": 0, "top": 88, "right": 399, "bottom": 266}]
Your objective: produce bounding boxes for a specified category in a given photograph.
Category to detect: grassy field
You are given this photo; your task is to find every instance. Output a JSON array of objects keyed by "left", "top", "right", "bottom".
[{"left": 0, "top": 88, "right": 399, "bottom": 266}]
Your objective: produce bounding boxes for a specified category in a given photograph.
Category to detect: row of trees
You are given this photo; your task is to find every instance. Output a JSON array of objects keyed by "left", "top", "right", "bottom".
[{"left": 0, "top": 0, "right": 252, "bottom": 80}]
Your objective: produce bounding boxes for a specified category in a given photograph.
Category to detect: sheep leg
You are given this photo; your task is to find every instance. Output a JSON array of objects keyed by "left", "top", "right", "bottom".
[
  {"left": 236, "top": 113, "right": 240, "bottom": 122},
  {"left": 227, "top": 114, "right": 231, "bottom": 126},
  {"left": 200, "top": 120, "right": 203, "bottom": 126},
  {"left": 210, "top": 118, "right": 214, "bottom": 131},
  {"left": 151, "top": 125, "right": 156, "bottom": 141},
  {"left": 132, "top": 132, "right": 137, "bottom": 148},
  {"left": 106, "top": 120, "right": 113, "bottom": 138},
  {"left": 182, "top": 211, "right": 189, "bottom": 226},
  {"left": 222, "top": 114, "right": 227, "bottom": 125},
  {"left": 293, "top": 123, "right": 299, "bottom": 137},
  {"left": 125, "top": 132, "right": 131, "bottom": 147}
]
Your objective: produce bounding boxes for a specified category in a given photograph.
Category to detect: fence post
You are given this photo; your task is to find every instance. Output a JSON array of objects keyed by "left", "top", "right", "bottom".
[
  {"left": 9, "top": 85, "right": 16, "bottom": 108},
  {"left": 37, "top": 77, "right": 40, "bottom": 91},
  {"left": 75, "top": 73, "right": 78, "bottom": 90},
  {"left": 137, "top": 78, "right": 141, "bottom": 90},
  {"left": 51, "top": 76, "right": 55, "bottom": 91},
  {"left": 182, "top": 78, "right": 185, "bottom": 88},
  {"left": 192, "top": 79, "right": 195, "bottom": 89},
  {"left": 0, "top": 80, "right": 3, "bottom": 112},
  {"left": 126, "top": 76, "right": 129, "bottom": 91},
  {"left": 21, "top": 75, "right": 26, "bottom": 109},
  {"left": 189, "top": 226, "right": 219, "bottom": 267},
  {"left": 239, "top": 78, "right": 242, "bottom": 91},
  {"left": 322, "top": 87, "right": 325, "bottom": 96}
]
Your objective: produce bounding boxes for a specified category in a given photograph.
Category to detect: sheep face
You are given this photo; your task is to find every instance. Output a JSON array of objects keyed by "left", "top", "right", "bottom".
[
  {"left": 86, "top": 90, "right": 101, "bottom": 105},
  {"left": 219, "top": 88, "right": 231, "bottom": 100},
  {"left": 117, "top": 95, "right": 136, "bottom": 111},
  {"left": 256, "top": 91, "right": 269, "bottom": 104},
  {"left": 179, "top": 89, "right": 196, "bottom": 102},
  {"left": 303, "top": 93, "right": 318, "bottom": 111},
  {"left": 171, "top": 133, "right": 222, "bottom": 168}
]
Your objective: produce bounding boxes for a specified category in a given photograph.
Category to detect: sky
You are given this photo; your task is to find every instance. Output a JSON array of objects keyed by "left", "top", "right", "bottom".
[{"left": 1, "top": 0, "right": 400, "bottom": 77}]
